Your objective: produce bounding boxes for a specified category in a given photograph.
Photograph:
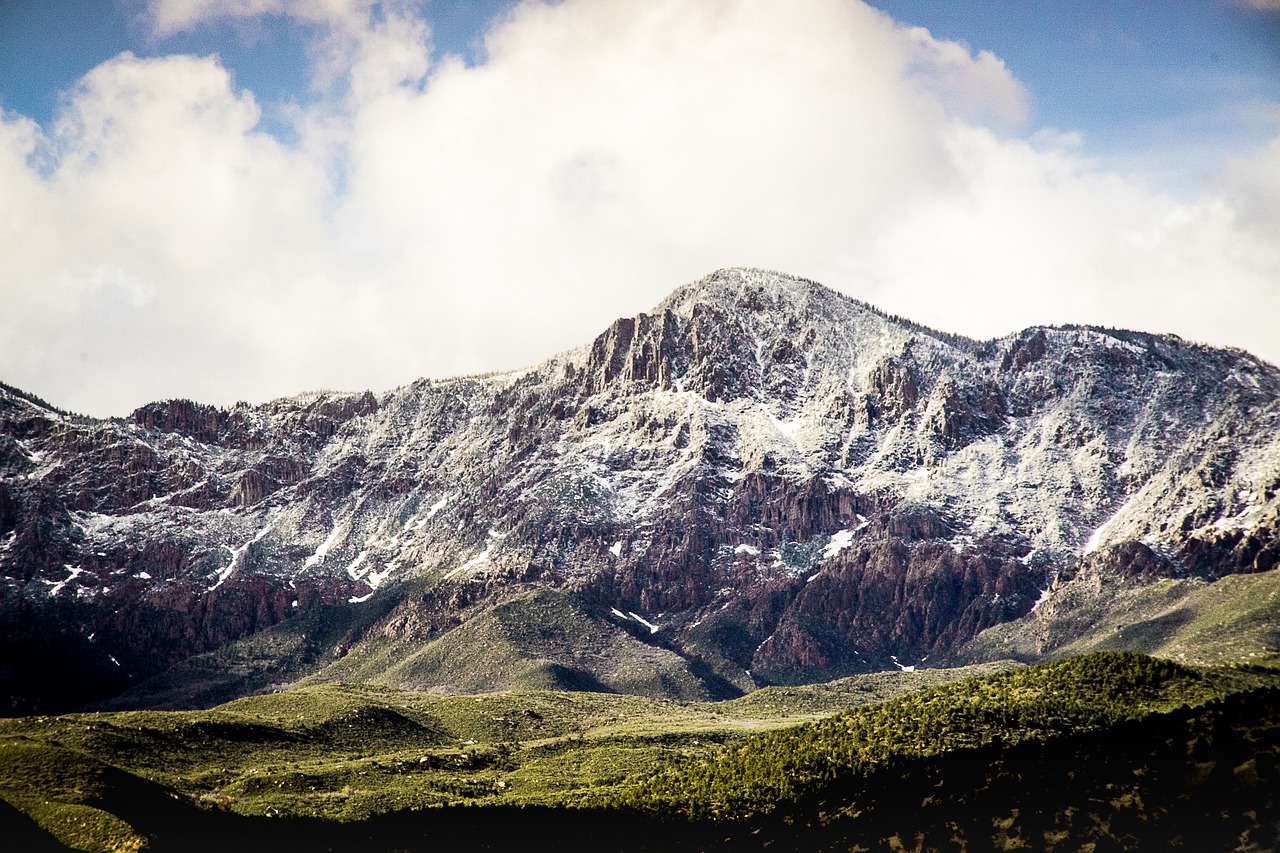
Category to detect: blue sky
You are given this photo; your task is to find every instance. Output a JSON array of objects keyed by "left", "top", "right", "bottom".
[
  {"left": 1, "top": 0, "right": 1278, "bottom": 415},
  {"left": 1, "top": 1, "right": 511, "bottom": 141},
  {"left": 1, "top": 1, "right": 514, "bottom": 123},
  {"left": 5, "top": 1, "right": 1276, "bottom": 187},
  {"left": 878, "top": 1, "right": 1280, "bottom": 185}
]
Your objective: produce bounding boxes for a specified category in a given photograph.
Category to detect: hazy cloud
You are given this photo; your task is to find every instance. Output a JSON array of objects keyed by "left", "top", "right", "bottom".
[
  {"left": 146, "top": 0, "right": 369, "bottom": 36},
  {"left": 1233, "top": 0, "right": 1280, "bottom": 11},
  {"left": 1, "top": 0, "right": 1277, "bottom": 416}
]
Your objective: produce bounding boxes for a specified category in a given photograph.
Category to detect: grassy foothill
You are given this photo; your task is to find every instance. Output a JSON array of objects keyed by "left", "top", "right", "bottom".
[{"left": 1, "top": 652, "right": 1276, "bottom": 851}]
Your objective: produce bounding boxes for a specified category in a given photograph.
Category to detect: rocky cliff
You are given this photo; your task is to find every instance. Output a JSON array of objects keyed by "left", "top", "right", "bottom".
[{"left": 3, "top": 269, "right": 1278, "bottom": 712}]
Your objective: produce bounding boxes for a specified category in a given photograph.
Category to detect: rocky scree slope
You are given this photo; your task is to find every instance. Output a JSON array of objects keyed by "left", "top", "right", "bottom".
[{"left": 2, "top": 268, "right": 1278, "bottom": 712}]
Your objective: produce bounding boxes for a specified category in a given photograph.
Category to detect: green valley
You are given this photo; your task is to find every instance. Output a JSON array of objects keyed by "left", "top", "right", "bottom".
[{"left": 2, "top": 652, "right": 1277, "bottom": 851}]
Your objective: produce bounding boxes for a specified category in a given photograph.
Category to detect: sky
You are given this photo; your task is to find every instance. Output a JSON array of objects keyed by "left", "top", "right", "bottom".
[{"left": 1, "top": 0, "right": 1278, "bottom": 417}]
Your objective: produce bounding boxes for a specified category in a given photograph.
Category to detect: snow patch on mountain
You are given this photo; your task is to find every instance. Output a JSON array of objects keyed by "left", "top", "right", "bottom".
[
  {"left": 305, "top": 520, "right": 350, "bottom": 568},
  {"left": 822, "top": 529, "right": 856, "bottom": 561},
  {"left": 211, "top": 517, "right": 275, "bottom": 591}
]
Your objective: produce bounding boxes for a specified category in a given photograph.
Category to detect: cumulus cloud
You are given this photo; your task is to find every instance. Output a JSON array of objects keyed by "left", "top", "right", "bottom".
[
  {"left": 1, "top": 0, "right": 1277, "bottom": 416},
  {"left": 858, "top": 122, "right": 1280, "bottom": 346}
]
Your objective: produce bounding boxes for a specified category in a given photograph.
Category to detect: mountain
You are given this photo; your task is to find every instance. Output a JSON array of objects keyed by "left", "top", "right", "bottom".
[{"left": 2, "top": 268, "right": 1278, "bottom": 713}]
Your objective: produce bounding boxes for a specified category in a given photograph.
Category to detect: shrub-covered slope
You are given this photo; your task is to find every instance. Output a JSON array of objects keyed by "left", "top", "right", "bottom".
[{"left": 2, "top": 653, "right": 1277, "bottom": 851}]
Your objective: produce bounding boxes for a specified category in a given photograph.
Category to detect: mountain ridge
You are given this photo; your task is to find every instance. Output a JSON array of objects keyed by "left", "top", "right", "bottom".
[{"left": 2, "top": 268, "right": 1278, "bottom": 713}]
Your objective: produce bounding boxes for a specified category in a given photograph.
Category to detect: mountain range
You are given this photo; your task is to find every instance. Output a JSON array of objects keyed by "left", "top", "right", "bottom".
[{"left": 3, "top": 267, "right": 1278, "bottom": 714}]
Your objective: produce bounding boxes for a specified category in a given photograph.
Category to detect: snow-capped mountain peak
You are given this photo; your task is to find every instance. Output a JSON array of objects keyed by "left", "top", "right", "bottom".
[{"left": 2, "top": 269, "right": 1277, "bottom": 711}]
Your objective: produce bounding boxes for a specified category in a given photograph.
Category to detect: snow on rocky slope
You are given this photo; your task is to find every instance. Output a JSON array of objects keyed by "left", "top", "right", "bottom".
[{"left": 2, "top": 268, "right": 1278, "bottom": 711}]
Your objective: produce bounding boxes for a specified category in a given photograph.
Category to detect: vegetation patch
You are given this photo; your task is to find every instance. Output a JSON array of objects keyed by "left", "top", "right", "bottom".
[{"left": 1, "top": 652, "right": 1277, "bottom": 851}]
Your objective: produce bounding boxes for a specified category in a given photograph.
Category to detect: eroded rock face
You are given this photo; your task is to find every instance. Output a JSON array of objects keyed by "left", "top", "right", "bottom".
[
  {"left": 583, "top": 311, "right": 688, "bottom": 395},
  {"left": 3, "top": 268, "right": 1279, "bottom": 711},
  {"left": 1075, "top": 540, "right": 1178, "bottom": 582},
  {"left": 868, "top": 354, "right": 920, "bottom": 421},
  {"left": 921, "top": 377, "right": 1006, "bottom": 451},
  {"left": 1179, "top": 524, "right": 1280, "bottom": 577},
  {"left": 132, "top": 400, "right": 237, "bottom": 446}
]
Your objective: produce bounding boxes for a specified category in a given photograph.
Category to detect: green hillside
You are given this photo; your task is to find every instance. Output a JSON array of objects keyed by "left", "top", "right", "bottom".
[
  {"left": 303, "top": 588, "right": 726, "bottom": 699},
  {"left": 2, "top": 653, "right": 1276, "bottom": 851},
  {"left": 963, "top": 566, "right": 1280, "bottom": 667}
]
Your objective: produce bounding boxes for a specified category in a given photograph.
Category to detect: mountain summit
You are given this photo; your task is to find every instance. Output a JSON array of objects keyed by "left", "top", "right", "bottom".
[{"left": 3, "top": 268, "right": 1278, "bottom": 712}]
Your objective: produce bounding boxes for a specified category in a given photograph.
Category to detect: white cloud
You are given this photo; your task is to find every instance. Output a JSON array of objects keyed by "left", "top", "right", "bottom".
[
  {"left": 857, "top": 122, "right": 1280, "bottom": 349},
  {"left": 897, "top": 25, "right": 1028, "bottom": 132},
  {"left": 0, "top": 53, "right": 342, "bottom": 411},
  {"left": 1, "top": 0, "right": 1277, "bottom": 416},
  {"left": 146, "top": 0, "right": 367, "bottom": 37},
  {"left": 1223, "top": 133, "right": 1280, "bottom": 235}
]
